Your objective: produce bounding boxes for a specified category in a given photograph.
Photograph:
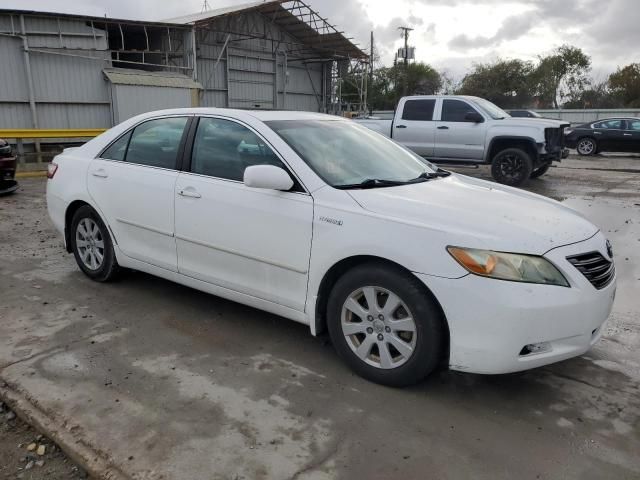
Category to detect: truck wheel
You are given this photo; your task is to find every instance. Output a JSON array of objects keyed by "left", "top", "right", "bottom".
[
  {"left": 530, "top": 162, "right": 551, "bottom": 179},
  {"left": 491, "top": 148, "right": 533, "bottom": 187}
]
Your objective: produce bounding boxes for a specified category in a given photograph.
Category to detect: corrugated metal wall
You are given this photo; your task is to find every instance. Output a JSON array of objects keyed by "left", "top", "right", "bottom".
[
  {"left": 196, "top": 11, "right": 326, "bottom": 112},
  {"left": 0, "top": 13, "right": 112, "bottom": 129},
  {"left": 111, "top": 85, "right": 193, "bottom": 123}
]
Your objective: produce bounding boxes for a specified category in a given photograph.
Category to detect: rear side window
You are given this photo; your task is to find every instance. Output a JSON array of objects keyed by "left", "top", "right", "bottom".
[
  {"left": 402, "top": 100, "right": 436, "bottom": 121},
  {"left": 126, "top": 117, "right": 188, "bottom": 169},
  {"left": 441, "top": 99, "right": 479, "bottom": 122},
  {"left": 628, "top": 120, "right": 640, "bottom": 131},
  {"left": 594, "top": 120, "right": 622, "bottom": 129},
  {"left": 101, "top": 131, "right": 131, "bottom": 161},
  {"left": 191, "top": 117, "right": 287, "bottom": 181}
]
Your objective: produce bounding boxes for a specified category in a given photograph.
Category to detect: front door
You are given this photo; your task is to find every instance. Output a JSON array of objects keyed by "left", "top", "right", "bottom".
[
  {"left": 393, "top": 98, "right": 437, "bottom": 157},
  {"left": 434, "top": 99, "right": 486, "bottom": 160},
  {"left": 87, "top": 116, "right": 190, "bottom": 272},
  {"left": 174, "top": 116, "right": 313, "bottom": 312}
]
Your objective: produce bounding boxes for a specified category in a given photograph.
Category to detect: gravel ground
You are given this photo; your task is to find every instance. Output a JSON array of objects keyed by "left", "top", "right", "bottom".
[{"left": 0, "top": 401, "right": 88, "bottom": 480}]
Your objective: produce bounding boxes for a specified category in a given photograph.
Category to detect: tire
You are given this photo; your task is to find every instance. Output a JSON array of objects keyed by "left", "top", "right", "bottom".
[
  {"left": 490, "top": 148, "right": 533, "bottom": 187},
  {"left": 70, "top": 205, "right": 120, "bottom": 282},
  {"left": 530, "top": 162, "right": 551, "bottom": 179},
  {"left": 576, "top": 137, "right": 597, "bottom": 156},
  {"left": 326, "top": 263, "right": 445, "bottom": 387}
]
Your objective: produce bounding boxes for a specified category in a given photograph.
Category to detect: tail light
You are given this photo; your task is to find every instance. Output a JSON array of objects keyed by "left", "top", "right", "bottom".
[{"left": 47, "top": 162, "right": 58, "bottom": 179}]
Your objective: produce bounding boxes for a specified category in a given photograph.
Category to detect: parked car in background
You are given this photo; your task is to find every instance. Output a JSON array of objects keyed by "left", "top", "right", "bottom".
[
  {"left": 0, "top": 139, "right": 18, "bottom": 195},
  {"left": 354, "top": 96, "right": 570, "bottom": 187},
  {"left": 47, "top": 108, "right": 615, "bottom": 387},
  {"left": 565, "top": 118, "right": 640, "bottom": 156},
  {"left": 507, "top": 109, "right": 543, "bottom": 119}
]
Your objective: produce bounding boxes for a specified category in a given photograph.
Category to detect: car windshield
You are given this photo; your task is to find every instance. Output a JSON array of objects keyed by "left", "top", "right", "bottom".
[
  {"left": 266, "top": 120, "right": 436, "bottom": 188},
  {"left": 472, "top": 98, "right": 510, "bottom": 120}
]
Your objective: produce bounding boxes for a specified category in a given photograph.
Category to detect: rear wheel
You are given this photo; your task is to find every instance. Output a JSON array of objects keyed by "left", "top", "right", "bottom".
[
  {"left": 70, "top": 205, "right": 120, "bottom": 282},
  {"left": 576, "top": 137, "right": 597, "bottom": 156},
  {"left": 491, "top": 148, "right": 533, "bottom": 187},
  {"left": 530, "top": 162, "right": 551, "bottom": 179},
  {"left": 327, "top": 263, "right": 445, "bottom": 387}
]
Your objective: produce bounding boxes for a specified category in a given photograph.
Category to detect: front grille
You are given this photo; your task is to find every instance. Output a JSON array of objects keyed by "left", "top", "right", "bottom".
[
  {"left": 567, "top": 251, "right": 615, "bottom": 289},
  {"left": 545, "top": 127, "right": 566, "bottom": 149}
]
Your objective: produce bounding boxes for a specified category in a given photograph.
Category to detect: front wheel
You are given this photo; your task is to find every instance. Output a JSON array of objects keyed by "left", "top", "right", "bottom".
[
  {"left": 326, "top": 263, "right": 445, "bottom": 387},
  {"left": 576, "top": 137, "right": 597, "bottom": 156},
  {"left": 530, "top": 162, "right": 551, "bottom": 179},
  {"left": 70, "top": 205, "right": 120, "bottom": 282},
  {"left": 491, "top": 148, "right": 533, "bottom": 187}
]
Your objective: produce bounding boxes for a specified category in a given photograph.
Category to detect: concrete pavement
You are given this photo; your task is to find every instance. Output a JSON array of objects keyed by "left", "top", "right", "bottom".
[{"left": 1, "top": 163, "right": 639, "bottom": 480}]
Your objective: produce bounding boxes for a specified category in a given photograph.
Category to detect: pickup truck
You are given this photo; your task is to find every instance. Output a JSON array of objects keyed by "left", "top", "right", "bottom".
[{"left": 354, "top": 95, "right": 569, "bottom": 186}]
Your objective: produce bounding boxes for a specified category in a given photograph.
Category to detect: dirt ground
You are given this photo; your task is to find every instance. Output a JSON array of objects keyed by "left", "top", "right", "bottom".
[
  {"left": 1, "top": 156, "right": 639, "bottom": 480},
  {"left": 0, "top": 401, "right": 87, "bottom": 479}
]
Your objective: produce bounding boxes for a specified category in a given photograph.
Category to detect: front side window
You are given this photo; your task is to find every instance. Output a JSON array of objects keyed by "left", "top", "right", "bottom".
[
  {"left": 125, "top": 117, "right": 188, "bottom": 169},
  {"left": 402, "top": 100, "right": 436, "bottom": 121},
  {"left": 441, "top": 100, "right": 480, "bottom": 122},
  {"left": 191, "top": 117, "right": 287, "bottom": 181},
  {"left": 267, "top": 120, "right": 435, "bottom": 188},
  {"left": 594, "top": 120, "right": 622, "bottom": 130}
]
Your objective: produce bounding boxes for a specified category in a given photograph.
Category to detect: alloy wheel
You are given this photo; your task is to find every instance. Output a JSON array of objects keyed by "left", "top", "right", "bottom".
[
  {"left": 75, "top": 218, "right": 105, "bottom": 270},
  {"left": 497, "top": 153, "right": 525, "bottom": 181},
  {"left": 577, "top": 139, "right": 595, "bottom": 155},
  {"left": 340, "top": 286, "right": 417, "bottom": 369}
]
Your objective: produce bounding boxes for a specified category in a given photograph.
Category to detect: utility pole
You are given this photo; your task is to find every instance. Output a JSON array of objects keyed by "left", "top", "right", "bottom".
[
  {"left": 369, "top": 31, "right": 374, "bottom": 114},
  {"left": 398, "top": 26, "right": 413, "bottom": 96}
]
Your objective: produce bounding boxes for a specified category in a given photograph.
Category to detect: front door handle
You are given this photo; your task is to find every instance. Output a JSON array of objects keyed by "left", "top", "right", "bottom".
[
  {"left": 437, "top": 126, "right": 449, "bottom": 130},
  {"left": 395, "top": 125, "right": 407, "bottom": 129},
  {"left": 91, "top": 169, "right": 108, "bottom": 178},
  {"left": 178, "top": 187, "right": 201, "bottom": 199}
]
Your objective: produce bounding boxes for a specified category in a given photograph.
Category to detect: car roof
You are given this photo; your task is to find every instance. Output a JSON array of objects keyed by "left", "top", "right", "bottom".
[{"left": 130, "top": 107, "right": 343, "bottom": 123}]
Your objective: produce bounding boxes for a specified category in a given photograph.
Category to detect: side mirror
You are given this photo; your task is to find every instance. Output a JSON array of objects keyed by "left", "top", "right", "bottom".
[
  {"left": 465, "top": 112, "right": 484, "bottom": 123},
  {"left": 244, "top": 165, "right": 294, "bottom": 191}
]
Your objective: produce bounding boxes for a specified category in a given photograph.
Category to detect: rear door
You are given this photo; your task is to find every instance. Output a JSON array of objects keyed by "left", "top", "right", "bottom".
[
  {"left": 434, "top": 99, "right": 486, "bottom": 160},
  {"left": 392, "top": 98, "right": 437, "bottom": 156},
  {"left": 622, "top": 119, "right": 640, "bottom": 152},
  {"left": 88, "top": 115, "right": 190, "bottom": 272}
]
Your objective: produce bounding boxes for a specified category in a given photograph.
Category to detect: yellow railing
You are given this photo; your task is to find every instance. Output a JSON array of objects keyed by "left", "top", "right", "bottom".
[{"left": 0, "top": 129, "right": 106, "bottom": 139}]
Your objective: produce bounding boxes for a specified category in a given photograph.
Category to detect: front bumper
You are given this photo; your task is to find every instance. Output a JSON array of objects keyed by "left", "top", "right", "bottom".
[{"left": 417, "top": 232, "right": 615, "bottom": 374}]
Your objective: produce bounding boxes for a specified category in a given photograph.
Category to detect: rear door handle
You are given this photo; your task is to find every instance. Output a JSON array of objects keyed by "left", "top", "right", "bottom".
[
  {"left": 178, "top": 187, "right": 201, "bottom": 199},
  {"left": 395, "top": 125, "right": 407, "bottom": 129},
  {"left": 437, "top": 126, "right": 449, "bottom": 130},
  {"left": 624, "top": 133, "right": 633, "bottom": 136},
  {"left": 91, "top": 169, "right": 108, "bottom": 178}
]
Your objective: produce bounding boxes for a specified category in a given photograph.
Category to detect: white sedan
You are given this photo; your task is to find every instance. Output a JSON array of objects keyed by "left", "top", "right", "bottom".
[{"left": 46, "top": 109, "right": 616, "bottom": 386}]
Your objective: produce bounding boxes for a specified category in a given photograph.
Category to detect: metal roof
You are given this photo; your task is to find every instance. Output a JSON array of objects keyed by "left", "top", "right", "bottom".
[
  {"left": 103, "top": 69, "right": 202, "bottom": 89},
  {"left": 166, "top": 0, "right": 367, "bottom": 59}
]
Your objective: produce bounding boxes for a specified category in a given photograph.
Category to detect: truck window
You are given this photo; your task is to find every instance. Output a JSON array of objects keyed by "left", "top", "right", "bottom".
[
  {"left": 402, "top": 100, "right": 436, "bottom": 121},
  {"left": 442, "top": 99, "right": 479, "bottom": 123}
]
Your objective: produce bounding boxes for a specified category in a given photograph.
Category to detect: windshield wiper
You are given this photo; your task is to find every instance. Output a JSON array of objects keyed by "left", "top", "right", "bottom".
[
  {"left": 411, "top": 169, "right": 452, "bottom": 181},
  {"left": 334, "top": 178, "right": 411, "bottom": 190}
]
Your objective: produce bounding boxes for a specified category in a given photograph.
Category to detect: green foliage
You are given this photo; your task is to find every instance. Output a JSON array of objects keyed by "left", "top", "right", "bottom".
[
  {"left": 365, "top": 62, "right": 442, "bottom": 109},
  {"left": 532, "top": 45, "right": 591, "bottom": 108},
  {"left": 608, "top": 63, "right": 640, "bottom": 107},
  {"left": 456, "top": 59, "right": 534, "bottom": 108}
]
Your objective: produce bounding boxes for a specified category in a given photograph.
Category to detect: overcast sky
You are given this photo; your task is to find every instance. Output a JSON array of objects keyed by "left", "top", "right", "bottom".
[{"left": 5, "top": 0, "right": 639, "bottom": 80}]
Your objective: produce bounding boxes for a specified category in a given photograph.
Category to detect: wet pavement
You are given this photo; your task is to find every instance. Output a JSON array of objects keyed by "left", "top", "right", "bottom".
[{"left": 0, "top": 159, "right": 639, "bottom": 480}]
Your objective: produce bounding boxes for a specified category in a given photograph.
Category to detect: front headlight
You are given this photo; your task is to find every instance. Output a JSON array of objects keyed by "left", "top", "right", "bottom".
[
  {"left": 447, "top": 246, "right": 569, "bottom": 287},
  {"left": 564, "top": 128, "right": 573, "bottom": 135}
]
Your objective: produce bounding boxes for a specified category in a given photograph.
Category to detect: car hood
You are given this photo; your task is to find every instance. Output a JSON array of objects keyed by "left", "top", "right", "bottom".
[
  {"left": 347, "top": 174, "right": 598, "bottom": 254},
  {"left": 501, "top": 117, "right": 568, "bottom": 128}
]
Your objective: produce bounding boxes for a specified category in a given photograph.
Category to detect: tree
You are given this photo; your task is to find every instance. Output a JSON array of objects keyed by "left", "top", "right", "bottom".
[
  {"left": 562, "top": 81, "right": 617, "bottom": 109},
  {"left": 532, "top": 45, "right": 591, "bottom": 108},
  {"left": 608, "top": 63, "right": 640, "bottom": 107},
  {"left": 456, "top": 59, "right": 535, "bottom": 108},
  {"left": 364, "top": 62, "right": 442, "bottom": 110}
]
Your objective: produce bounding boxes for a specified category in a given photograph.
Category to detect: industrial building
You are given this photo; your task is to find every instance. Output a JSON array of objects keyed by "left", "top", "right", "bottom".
[{"left": 0, "top": 0, "right": 368, "bottom": 132}]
